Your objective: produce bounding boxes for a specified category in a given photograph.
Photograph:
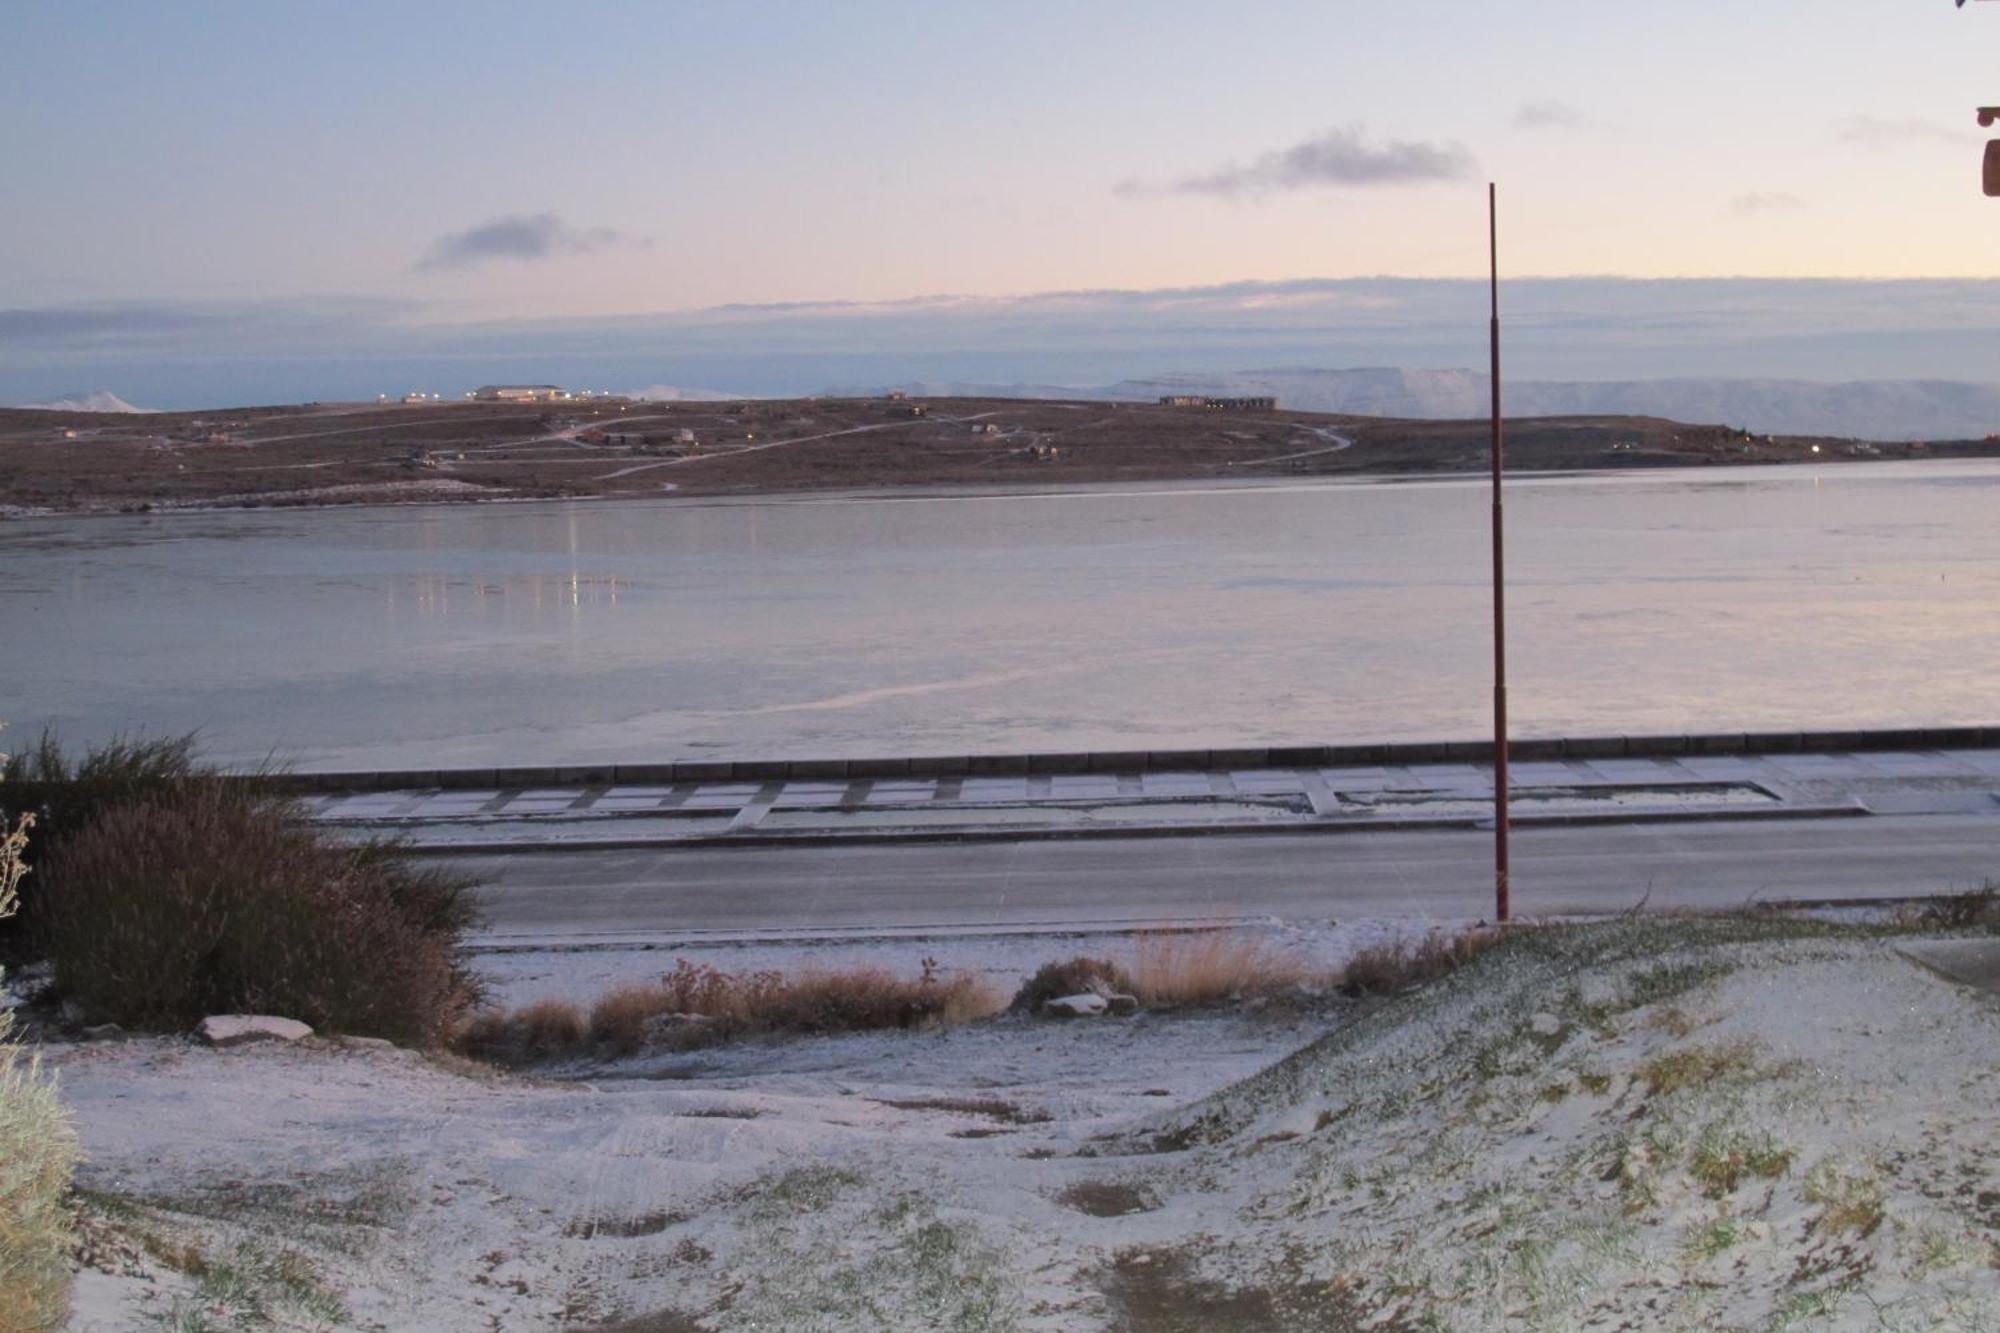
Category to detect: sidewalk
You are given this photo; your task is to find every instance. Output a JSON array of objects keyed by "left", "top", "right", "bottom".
[{"left": 304, "top": 746, "right": 2000, "bottom": 853}]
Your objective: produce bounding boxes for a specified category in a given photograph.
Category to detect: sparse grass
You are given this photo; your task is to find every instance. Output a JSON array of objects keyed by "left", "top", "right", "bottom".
[
  {"left": 1338, "top": 926, "right": 1505, "bottom": 996},
  {"left": 741, "top": 1165, "right": 863, "bottom": 1221},
  {"left": 724, "top": 1179, "right": 1017, "bottom": 1332},
  {"left": 154, "top": 1240, "right": 346, "bottom": 1331},
  {"left": 467, "top": 960, "right": 1002, "bottom": 1063},
  {"left": 1007, "top": 956, "right": 1135, "bottom": 1013},
  {"left": 1803, "top": 1159, "right": 1887, "bottom": 1237},
  {"left": 1688, "top": 1129, "right": 1793, "bottom": 1198},
  {"left": 1123, "top": 930, "right": 1315, "bottom": 1008},
  {"left": 1682, "top": 1212, "right": 1744, "bottom": 1262},
  {"left": 40, "top": 782, "right": 481, "bottom": 1044},
  {"left": 1636, "top": 1038, "right": 1760, "bottom": 1097}
]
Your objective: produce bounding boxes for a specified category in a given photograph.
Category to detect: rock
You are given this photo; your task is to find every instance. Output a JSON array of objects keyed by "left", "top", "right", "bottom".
[
  {"left": 1041, "top": 993, "right": 1109, "bottom": 1019},
  {"left": 197, "top": 1015, "right": 314, "bottom": 1047},
  {"left": 1104, "top": 993, "right": 1140, "bottom": 1016},
  {"left": 1529, "top": 1012, "right": 1563, "bottom": 1037},
  {"left": 79, "top": 1023, "right": 124, "bottom": 1042},
  {"left": 337, "top": 1035, "right": 397, "bottom": 1053}
]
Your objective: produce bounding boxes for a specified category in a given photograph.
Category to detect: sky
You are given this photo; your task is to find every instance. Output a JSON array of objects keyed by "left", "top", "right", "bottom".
[{"left": 6, "top": 0, "right": 2000, "bottom": 405}]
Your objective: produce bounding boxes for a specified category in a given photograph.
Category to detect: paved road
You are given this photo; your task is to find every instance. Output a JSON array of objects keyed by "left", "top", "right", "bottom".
[{"left": 452, "top": 811, "right": 2000, "bottom": 943}]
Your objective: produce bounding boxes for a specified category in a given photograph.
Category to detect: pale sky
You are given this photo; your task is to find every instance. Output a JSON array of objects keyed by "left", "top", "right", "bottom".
[{"left": 6, "top": 1, "right": 2000, "bottom": 403}]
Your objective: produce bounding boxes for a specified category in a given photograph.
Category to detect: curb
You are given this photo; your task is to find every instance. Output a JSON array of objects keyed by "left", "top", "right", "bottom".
[
  {"left": 461, "top": 916, "right": 1274, "bottom": 954},
  {"left": 261, "top": 726, "right": 2000, "bottom": 795},
  {"left": 385, "top": 799, "right": 1869, "bottom": 857}
]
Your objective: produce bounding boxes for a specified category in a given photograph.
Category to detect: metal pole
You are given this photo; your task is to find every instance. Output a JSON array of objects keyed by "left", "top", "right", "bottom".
[{"left": 1489, "top": 182, "right": 1511, "bottom": 924}]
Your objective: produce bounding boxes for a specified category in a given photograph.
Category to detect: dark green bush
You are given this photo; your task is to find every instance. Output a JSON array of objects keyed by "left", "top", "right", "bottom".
[
  {"left": 0, "top": 731, "right": 255, "bottom": 951},
  {"left": 42, "top": 785, "right": 480, "bottom": 1045}
]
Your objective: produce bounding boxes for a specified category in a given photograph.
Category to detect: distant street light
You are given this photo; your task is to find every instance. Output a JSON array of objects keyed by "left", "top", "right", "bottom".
[{"left": 1488, "top": 182, "right": 1511, "bottom": 925}]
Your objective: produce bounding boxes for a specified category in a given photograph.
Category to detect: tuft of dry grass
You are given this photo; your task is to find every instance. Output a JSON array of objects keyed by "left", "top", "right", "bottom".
[
  {"left": 463, "top": 959, "right": 1003, "bottom": 1064},
  {"left": 513, "top": 999, "right": 588, "bottom": 1056},
  {"left": 1338, "top": 926, "right": 1506, "bottom": 996},
  {"left": 588, "top": 983, "right": 665, "bottom": 1055},
  {"left": 1, "top": 730, "right": 77, "bottom": 1333},
  {"left": 1124, "top": 931, "right": 1315, "bottom": 1008},
  {"left": 1636, "top": 1038, "right": 1760, "bottom": 1097},
  {"left": 1803, "top": 1159, "right": 1887, "bottom": 1238}
]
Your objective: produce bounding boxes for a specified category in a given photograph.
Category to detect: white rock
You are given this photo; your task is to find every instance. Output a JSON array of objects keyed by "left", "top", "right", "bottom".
[
  {"left": 1042, "top": 993, "right": 1109, "bottom": 1019},
  {"left": 1529, "top": 1012, "right": 1563, "bottom": 1037},
  {"left": 197, "top": 1015, "right": 314, "bottom": 1047},
  {"left": 337, "top": 1035, "right": 397, "bottom": 1053}
]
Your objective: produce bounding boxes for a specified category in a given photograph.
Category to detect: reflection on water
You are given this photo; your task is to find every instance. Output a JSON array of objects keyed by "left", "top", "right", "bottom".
[{"left": 4, "top": 460, "right": 1998, "bottom": 770}]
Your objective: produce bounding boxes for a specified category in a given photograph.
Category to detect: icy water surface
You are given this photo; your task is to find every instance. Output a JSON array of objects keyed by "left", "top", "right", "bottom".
[{"left": 5, "top": 461, "right": 1998, "bottom": 769}]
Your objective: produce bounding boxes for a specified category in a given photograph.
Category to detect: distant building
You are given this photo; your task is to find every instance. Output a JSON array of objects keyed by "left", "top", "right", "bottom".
[
  {"left": 889, "top": 404, "right": 928, "bottom": 418},
  {"left": 473, "top": 384, "right": 570, "bottom": 403},
  {"left": 1158, "top": 395, "right": 1276, "bottom": 412}
]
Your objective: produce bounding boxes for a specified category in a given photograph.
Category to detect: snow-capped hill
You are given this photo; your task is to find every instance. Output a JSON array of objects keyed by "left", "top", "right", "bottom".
[
  {"left": 1101, "top": 368, "right": 2000, "bottom": 440},
  {"left": 19, "top": 390, "right": 149, "bottom": 413}
]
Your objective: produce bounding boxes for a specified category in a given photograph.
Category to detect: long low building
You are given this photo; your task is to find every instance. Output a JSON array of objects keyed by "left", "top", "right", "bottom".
[
  {"left": 473, "top": 384, "right": 570, "bottom": 402},
  {"left": 1158, "top": 394, "right": 1276, "bottom": 411}
]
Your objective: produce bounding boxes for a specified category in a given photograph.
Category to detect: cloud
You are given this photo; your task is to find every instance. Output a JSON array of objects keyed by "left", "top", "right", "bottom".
[
  {"left": 1835, "top": 116, "right": 1960, "bottom": 148},
  {"left": 1117, "top": 125, "right": 1475, "bottom": 199},
  {"left": 1730, "top": 191, "right": 1805, "bottom": 216},
  {"left": 1513, "top": 100, "right": 1587, "bottom": 131},
  {"left": 414, "top": 213, "right": 641, "bottom": 271}
]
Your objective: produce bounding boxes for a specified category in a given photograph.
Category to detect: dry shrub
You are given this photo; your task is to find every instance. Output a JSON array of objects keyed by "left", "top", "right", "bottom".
[
  {"left": 510, "top": 999, "right": 587, "bottom": 1056},
  {"left": 0, "top": 731, "right": 76, "bottom": 1333},
  {"left": 588, "top": 983, "right": 667, "bottom": 1054},
  {"left": 1008, "top": 956, "right": 1136, "bottom": 1013},
  {"left": 1339, "top": 926, "right": 1506, "bottom": 997},
  {"left": 1125, "top": 931, "right": 1313, "bottom": 1008},
  {"left": 466, "top": 958, "right": 1001, "bottom": 1063},
  {"left": 41, "top": 786, "right": 481, "bottom": 1045},
  {"left": 0, "top": 1043, "right": 76, "bottom": 1333},
  {"left": 1900, "top": 883, "right": 2000, "bottom": 931}
]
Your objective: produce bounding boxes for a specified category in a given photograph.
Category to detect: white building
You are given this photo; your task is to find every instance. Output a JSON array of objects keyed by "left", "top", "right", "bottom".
[{"left": 472, "top": 384, "right": 570, "bottom": 403}]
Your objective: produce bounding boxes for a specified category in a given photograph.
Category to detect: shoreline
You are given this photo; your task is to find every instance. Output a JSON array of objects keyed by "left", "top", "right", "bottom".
[{"left": 6, "top": 450, "right": 1994, "bottom": 524}]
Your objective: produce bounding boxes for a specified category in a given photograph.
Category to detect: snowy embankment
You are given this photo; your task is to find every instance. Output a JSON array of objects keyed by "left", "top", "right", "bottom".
[{"left": 50, "top": 915, "right": 2000, "bottom": 1331}]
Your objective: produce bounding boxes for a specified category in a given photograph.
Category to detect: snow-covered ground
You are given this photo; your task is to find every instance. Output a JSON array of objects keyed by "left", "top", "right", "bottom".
[{"left": 46, "top": 915, "right": 2000, "bottom": 1331}]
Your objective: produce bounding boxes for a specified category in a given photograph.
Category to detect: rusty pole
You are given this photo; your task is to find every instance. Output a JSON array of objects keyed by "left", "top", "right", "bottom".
[{"left": 1489, "top": 182, "right": 1511, "bottom": 924}]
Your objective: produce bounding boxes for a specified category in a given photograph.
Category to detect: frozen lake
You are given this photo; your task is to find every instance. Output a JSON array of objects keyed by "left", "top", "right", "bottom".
[{"left": 6, "top": 461, "right": 1998, "bottom": 771}]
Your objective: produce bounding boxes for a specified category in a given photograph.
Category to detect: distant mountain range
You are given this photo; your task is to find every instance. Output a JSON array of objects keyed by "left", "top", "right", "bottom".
[
  {"left": 18, "top": 390, "right": 149, "bottom": 414},
  {"left": 838, "top": 368, "right": 2000, "bottom": 442}
]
